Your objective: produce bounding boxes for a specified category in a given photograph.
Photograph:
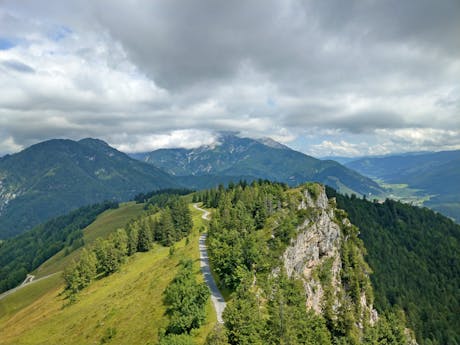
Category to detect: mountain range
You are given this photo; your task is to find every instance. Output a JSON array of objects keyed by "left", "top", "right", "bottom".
[
  {"left": 0, "top": 138, "right": 177, "bottom": 238},
  {"left": 0, "top": 138, "right": 459, "bottom": 344},
  {"left": 0, "top": 135, "right": 384, "bottom": 238},
  {"left": 136, "top": 133, "right": 384, "bottom": 195},
  {"left": 345, "top": 150, "right": 460, "bottom": 222}
]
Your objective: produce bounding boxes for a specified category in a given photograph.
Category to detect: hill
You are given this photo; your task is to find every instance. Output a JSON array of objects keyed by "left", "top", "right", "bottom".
[
  {"left": 2, "top": 182, "right": 457, "bottom": 344},
  {"left": 0, "top": 201, "right": 121, "bottom": 293},
  {"left": 345, "top": 150, "right": 460, "bottom": 222},
  {"left": 0, "top": 197, "right": 215, "bottom": 345},
  {"left": 136, "top": 133, "right": 383, "bottom": 196},
  {"left": 0, "top": 138, "right": 178, "bottom": 238},
  {"left": 194, "top": 181, "right": 414, "bottom": 344}
]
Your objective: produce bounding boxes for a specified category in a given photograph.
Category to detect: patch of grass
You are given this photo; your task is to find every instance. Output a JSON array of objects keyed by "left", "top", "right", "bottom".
[
  {"left": 33, "top": 202, "right": 145, "bottom": 278},
  {"left": 375, "top": 180, "right": 432, "bottom": 205},
  {"left": 0, "top": 203, "right": 216, "bottom": 345},
  {"left": 0, "top": 273, "right": 62, "bottom": 322}
]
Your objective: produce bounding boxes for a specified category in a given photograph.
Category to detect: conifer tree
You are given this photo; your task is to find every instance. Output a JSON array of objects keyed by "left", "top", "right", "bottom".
[{"left": 137, "top": 219, "right": 153, "bottom": 252}]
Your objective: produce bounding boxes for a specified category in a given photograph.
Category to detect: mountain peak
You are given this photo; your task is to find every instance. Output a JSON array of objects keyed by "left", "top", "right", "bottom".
[
  {"left": 213, "top": 133, "right": 289, "bottom": 151},
  {"left": 78, "top": 138, "right": 109, "bottom": 147},
  {"left": 138, "top": 134, "right": 383, "bottom": 196},
  {"left": 255, "top": 137, "right": 290, "bottom": 150}
]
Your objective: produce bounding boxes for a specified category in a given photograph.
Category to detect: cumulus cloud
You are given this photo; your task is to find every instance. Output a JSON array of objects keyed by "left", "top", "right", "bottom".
[
  {"left": 0, "top": 0, "right": 459, "bottom": 156},
  {"left": 113, "top": 129, "right": 219, "bottom": 153}
]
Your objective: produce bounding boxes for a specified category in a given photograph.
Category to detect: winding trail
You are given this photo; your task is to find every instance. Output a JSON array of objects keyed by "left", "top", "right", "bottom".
[
  {"left": 194, "top": 203, "right": 226, "bottom": 324},
  {"left": 0, "top": 273, "right": 58, "bottom": 301}
]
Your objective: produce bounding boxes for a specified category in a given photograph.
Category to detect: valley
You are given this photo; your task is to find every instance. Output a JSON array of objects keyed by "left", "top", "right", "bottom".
[{"left": 345, "top": 150, "right": 460, "bottom": 222}]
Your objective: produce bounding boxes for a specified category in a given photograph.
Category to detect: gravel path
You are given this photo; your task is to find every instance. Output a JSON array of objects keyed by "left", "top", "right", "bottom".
[
  {"left": 0, "top": 273, "right": 58, "bottom": 301},
  {"left": 194, "top": 203, "right": 226, "bottom": 324}
]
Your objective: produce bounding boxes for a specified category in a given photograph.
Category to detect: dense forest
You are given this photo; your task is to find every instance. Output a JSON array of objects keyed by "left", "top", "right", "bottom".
[
  {"left": 0, "top": 201, "right": 118, "bottom": 293},
  {"left": 196, "top": 181, "right": 409, "bottom": 345},
  {"left": 327, "top": 188, "right": 460, "bottom": 345}
]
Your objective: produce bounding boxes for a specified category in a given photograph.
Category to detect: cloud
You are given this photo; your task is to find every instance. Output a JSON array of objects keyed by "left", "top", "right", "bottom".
[
  {"left": 0, "top": 0, "right": 459, "bottom": 156},
  {"left": 113, "top": 129, "right": 219, "bottom": 153},
  {"left": 304, "top": 128, "right": 460, "bottom": 158},
  {"left": 2, "top": 59, "right": 35, "bottom": 73}
]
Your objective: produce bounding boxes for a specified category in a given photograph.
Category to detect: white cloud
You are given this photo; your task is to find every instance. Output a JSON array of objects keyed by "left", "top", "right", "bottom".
[
  {"left": 113, "top": 129, "right": 219, "bottom": 153},
  {"left": 0, "top": 0, "right": 459, "bottom": 156}
]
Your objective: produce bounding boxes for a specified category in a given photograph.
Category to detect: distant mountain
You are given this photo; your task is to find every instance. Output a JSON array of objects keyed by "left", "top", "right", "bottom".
[
  {"left": 346, "top": 150, "right": 460, "bottom": 222},
  {"left": 0, "top": 138, "right": 178, "bottom": 238},
  {"left": 319, "top": 156, "right": 360, "bottom": 165},
  {"left": 322, "top": 151, "right": 435, "bottom": 165},
  {"left": 136, "top": 133, "right": 384, "bottom": 196}
]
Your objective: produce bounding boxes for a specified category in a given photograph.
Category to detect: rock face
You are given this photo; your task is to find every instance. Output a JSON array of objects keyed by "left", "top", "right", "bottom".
[
  {"left": 283, "top": 184, "right": 378, "bottom": 326},
  {"left": 0, "top": 178, "right": 19, "bottom": 217}
]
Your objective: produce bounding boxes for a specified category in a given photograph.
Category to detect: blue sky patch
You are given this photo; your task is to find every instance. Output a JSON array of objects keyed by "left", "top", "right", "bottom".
[
  {"left": 0, "top": 38, "right": 16, "bottom": 50},
  {"left": 48, "top": 26, "right": 72, "bottom": 42}
]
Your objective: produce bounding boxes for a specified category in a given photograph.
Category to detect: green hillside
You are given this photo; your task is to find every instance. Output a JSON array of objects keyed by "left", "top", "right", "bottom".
[
  {"left": 1, "top": 182, "right": 457, "bottom": 345},
  {"left": 0, "top": 138, "right": 178, "bottom": 238},
  {"left": 34, "top": 202, "right": 145, "bottom": 278},
  {"left": 0, "top": 201, "right": 121, "bottom": 293},
  {"left": 0, "top": 203, "right": 215, "bottom": 345}
]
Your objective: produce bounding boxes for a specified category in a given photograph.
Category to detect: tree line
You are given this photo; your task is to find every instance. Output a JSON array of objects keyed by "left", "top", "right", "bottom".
[
  {"left": 0, "top": 201, "right": 118, "bottom": 293},
  {"left": 63, "top": 195, "right": 193, "bottom": 300}
]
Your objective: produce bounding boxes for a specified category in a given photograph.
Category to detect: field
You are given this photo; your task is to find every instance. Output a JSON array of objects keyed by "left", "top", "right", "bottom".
[
  {"left": 0, "top": 204, "right": 215, "bottom": 345},
  {"left": 34, "top": 202, "right": 145, "bottom": 278}
]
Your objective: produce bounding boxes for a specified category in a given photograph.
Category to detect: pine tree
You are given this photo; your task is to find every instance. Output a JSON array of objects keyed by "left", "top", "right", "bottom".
[
  {"left": 223, "top": 282, "right": 264, "bottom": 345},
  {"left": 137, "top": 219, "right": 152, "bottom": 252},
  {"left": 164, "top": 260, "right": 210, "bottom": 335},
  {"left": 126, "top": 221, "right": 139, "bottom": 255},
  {"left": 205, "top": 324, "right": 230, "bottom": 345},
  {"left": 158, "top": 209, "right": 176, "bottom": 246}
]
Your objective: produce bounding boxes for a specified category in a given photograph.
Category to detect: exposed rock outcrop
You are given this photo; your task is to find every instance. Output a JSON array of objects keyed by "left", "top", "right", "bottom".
[{"left": 283, "top": 184, "right": 378, "bottom": 328}]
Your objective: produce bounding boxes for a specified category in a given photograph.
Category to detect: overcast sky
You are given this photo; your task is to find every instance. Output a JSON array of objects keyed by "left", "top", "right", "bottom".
[{"left": 1, "top": 0, "right": 459, "bottom": 157}]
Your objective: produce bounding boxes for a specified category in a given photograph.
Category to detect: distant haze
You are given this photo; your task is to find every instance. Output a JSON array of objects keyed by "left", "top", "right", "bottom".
[{"left": 0, "top": 0, "right": 459, "bottom": 157}]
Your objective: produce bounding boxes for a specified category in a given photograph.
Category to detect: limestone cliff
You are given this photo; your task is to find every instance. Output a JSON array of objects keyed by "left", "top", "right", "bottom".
[{"left": 283, "top": 184, "right": 378, "bottom": 332}]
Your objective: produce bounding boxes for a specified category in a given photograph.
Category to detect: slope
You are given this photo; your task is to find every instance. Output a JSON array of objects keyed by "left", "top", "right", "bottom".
[
  {"left": 327, "top": 188, "right": 460, "bottom": 345},
  {"left": 0, "top": 204, "right": 215, "bottom": 345},
  {"left": 137, "top": 133, "right": 383, "bottom": 196},
  {"left": 0, "top": 201, "right": 121, "bottom": 293},
  {"left": 196, "top": 181, "right": 413, "bottom": 344},
  {"left": 0, "top": 138, "right": 178, "bottom": 238},
  {"left": 345, "top": 150, "right": 460, "bottom": 222}
]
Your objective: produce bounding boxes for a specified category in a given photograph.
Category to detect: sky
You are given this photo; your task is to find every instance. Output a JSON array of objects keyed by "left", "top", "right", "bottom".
[{"left": 0, "top": 0, "right": 459, "bottom": 157}]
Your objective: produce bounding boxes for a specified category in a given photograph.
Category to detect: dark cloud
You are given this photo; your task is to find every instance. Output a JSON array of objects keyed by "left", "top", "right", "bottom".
[{"left": 0, "top": 0, "right": 459, "bottom": 156}]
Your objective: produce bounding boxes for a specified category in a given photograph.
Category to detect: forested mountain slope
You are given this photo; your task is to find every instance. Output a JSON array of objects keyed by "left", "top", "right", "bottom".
[
  {"left": 2, "top": 182, "right": 456, "bottom": 344},
  {"left": 195, "top": 182, "right": 414, "bottom": 344},
  {"left": 327, "top": 188, "right": 460, "bottom": 345},
  {"left": 137, "top": 133, "right": 383, "bottom": 196},
  {"left": 0, "top": 138, "right": 178, "bottom": 238}
]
